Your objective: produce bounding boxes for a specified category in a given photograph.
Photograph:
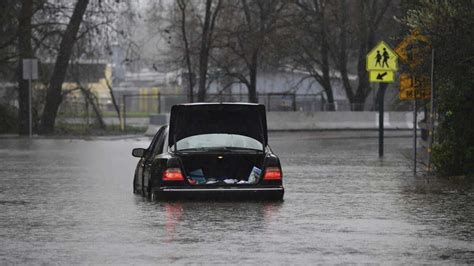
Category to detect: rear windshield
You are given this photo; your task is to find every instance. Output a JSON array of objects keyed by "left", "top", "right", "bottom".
[{"left": 173, "top": 134, "right": 263, "bottom": 151}]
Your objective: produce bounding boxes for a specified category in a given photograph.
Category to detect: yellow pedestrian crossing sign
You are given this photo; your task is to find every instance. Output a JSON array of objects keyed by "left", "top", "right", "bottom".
[{"left": 366, "top": 41, "right": 398, "bottom": 71}]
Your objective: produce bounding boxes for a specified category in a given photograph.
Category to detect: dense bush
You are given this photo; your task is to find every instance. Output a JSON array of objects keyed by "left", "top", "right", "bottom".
[
  {"left": 0, "top": 104, "right": 18, "bottom": 134},
  {"left": 431, "top": 82, "right": 474, "bottom": 176},
  {"left": 404, "top": 0, "right": 474, "bottom": 176}
]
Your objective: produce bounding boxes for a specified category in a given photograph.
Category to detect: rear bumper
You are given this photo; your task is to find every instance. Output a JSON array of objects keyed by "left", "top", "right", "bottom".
[{"left": 153, "top": 186, "right": 284, "bottom": 201}]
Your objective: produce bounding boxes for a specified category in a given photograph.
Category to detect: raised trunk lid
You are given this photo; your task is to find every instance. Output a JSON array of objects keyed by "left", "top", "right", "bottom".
[{"left": 168, "top": 103, "right": 268, "bottom": 148}]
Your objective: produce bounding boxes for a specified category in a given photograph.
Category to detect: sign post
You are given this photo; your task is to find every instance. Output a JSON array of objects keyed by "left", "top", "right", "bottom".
[
  {"left": 399, "top": 73, "right": 430, "bottom": 176},
  {"left": 22, "top": 59, "right": 38, "bottom": 138},
  {"left": 413, "top": 98, "right": 417, "bottom": 175},
  {"left": 377, "top": 83, "right": 387, "bottom": 157},
  {"left": 395, "top": 30, "right": 432, "bottom": 175},
  {"left": 366, "top": 41, "right": 398, "bottom": 157},
  {"left": 427, "top": 49, "right": 436, "bottom": 173}
]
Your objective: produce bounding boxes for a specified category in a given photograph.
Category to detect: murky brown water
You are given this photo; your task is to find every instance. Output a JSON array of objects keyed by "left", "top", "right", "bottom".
[{"left": 1, "top": 132, "right": 473, "bottom": 264}]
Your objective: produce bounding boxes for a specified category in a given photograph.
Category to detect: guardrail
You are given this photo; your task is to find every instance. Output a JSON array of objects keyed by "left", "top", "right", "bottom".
[
  {"left": 145, "top": 111, "right": 425, "bottom": 136},
  {"left": 122, "top": 93, "right": 416, "bottom": 130}
]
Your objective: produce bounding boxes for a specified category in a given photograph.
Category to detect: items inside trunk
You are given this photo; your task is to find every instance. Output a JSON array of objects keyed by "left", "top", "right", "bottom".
[{"left": 180, "top": 153, "right": 264, "bottom": 185}]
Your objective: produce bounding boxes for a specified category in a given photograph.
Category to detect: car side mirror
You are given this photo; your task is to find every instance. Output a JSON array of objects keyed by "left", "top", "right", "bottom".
[{"left": 132, "top": 148, "right": 146, "bottom": 158}]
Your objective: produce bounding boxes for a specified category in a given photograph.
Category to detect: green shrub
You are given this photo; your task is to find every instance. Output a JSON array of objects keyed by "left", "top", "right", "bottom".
[
  {"left": 465, "top": 146, "right": 474, "bottom": 175},
  {"left": 0, "top": 104, "right": 18, "bottom": 134},
  {"left": 403, "top": 0, "right": 474, "bottom": 177},
  {"left": 432, "top": 142, "right": 458, "bottom": 177}
]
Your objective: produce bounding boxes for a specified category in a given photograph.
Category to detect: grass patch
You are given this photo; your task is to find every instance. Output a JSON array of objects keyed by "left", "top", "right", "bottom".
[
  {"left": 54, "top": 122, "right": 146, "bottom": 136},
  {"left": 58, "top": 112, "right": 153, "bottom": 118}
]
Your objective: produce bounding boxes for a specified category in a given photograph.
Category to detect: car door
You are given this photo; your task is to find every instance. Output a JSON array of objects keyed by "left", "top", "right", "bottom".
[
  {"left": 134, "top": 126, "right": 165, "bottom": 195},
  {"left": 142, "top": 126, "right": 167, "bottom": 196}
]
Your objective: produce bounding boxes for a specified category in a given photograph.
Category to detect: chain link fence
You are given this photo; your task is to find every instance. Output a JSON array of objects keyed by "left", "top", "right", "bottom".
[
  {"left": 120, "top": 93, "right": 319, "bottom": 115},
  {"left": 56, "top": 92, "right": 414, "bottom": 129}
]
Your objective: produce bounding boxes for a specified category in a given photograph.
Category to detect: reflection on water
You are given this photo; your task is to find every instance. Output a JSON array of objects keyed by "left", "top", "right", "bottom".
[
  {"left": 0, "top": 133, "right": 473, "bottom": 264},
  {"left": 140, "top": 201, "right": 283, "bottom": 243},
  {"left": 399, "top": 178, "right": 474, "bottom": 261},
  {"left": 164, "top": 203, "right": 183, "bottom": 242}
]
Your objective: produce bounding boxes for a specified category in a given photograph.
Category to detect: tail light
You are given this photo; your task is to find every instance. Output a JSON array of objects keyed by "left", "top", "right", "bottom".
[
  {"left": 263, "top": 167, "right": 282, "bottom": 180},
  {"left": 162, "top": 168, "right": 184, "bottom": 181}
]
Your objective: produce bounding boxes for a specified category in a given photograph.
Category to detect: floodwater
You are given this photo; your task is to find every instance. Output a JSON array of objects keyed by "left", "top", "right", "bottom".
[{"left": 0, "top": 132, "right": 473, "bottom": 264}]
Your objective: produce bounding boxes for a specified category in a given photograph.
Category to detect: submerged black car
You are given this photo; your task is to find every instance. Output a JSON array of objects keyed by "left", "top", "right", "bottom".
[{"left": 132, "top": 103, "right": 284, "bottom": 200}]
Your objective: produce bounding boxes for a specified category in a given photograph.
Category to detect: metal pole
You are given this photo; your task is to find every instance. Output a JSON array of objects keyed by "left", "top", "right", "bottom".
[
  {"left": 378, "top": 83, "right": 387, "bottom": 157},
  {"left": 413, "top": 98, "right": 417, "bottom": 175},
  {"left": 119, "top": 95, "right": 124, "bottom": 131},
  {"left": 320, "top": 93, "right": 326, "bottom": 111},
  {"left": 239, "top": 84, "right": 242, "bottom": 101},
  {"left": 158, "top": 92, "right": 161, "bottom": 114},
  {"left": 85, "top": 93, "right": 89, "bottom": 127},
  {"left": 293, "top": 93, "right": 297, "bottom": 111},
  {"left": 122, "top": 95, "right": 126, "bottom": 131},
  {"left": 428, "top": 48, "right": 435, "bottom": 172},
  {"left": 189, "top": 73, "right": 194, "bottom": 103},
  {"left": 28, "top": 77, "right": 32, "bottom": 138},
  {"left": 267, "top": 94, "right": 271, "bottom": 111}
]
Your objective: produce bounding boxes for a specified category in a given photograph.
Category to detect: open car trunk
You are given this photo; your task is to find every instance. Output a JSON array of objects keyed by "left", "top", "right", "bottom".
[
  {"left": 169, "top": 103, "right": 269, "bottom": 186},
  {"left": 169, "top": 103, "right": 268, "bottom": 148},
  {"left": 179, "top": 152, "right": 265, "bottom": 185}
]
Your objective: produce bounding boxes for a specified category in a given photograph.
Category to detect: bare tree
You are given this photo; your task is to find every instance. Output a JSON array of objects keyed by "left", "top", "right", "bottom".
[
  {"left": 213, "top": 0, "right": 287, "bottom": 103},
  {"left": 159, "top": 0, "right": 222, "bottom": 102},
  {"left": 326, "top": 0, "right": 392, "bottom": 111},
  {"left": 176, "top": 0, "right": 196, "bottom": 102},
  {"left": 147, "top": 0, "right": 396, "bottom": 108},
  {"left": 1, "top": 1, "right": 22, "bottom": 64},
  {"left": 1, "top": 0, "right": 140, "bottom": 133},
  {"left": 40, "top": 0, "right": 90, "bottom": 133},
  {"left": 288, "top": 0, "right": 336, "bottom": 110},
  {"left": 196, "top": 0, "right": 222, "bottom": 102}
]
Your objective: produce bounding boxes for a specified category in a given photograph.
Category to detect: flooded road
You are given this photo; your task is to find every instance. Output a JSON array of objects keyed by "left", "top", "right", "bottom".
[{"left": 1, "top": 132, "right": 473, "bottom": 264}]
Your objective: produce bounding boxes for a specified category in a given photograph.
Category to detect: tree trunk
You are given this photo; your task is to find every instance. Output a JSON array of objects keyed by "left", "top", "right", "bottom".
[
  {"left": 178, "top": 0, "right": 194, "bottom": 103},
  {"left": 322, "top": 80, "right": 335, "bottom": 111},
  {"left": 40, "top": 0, "right": 89, "bottom": 134},
  {"left": 105, "top": 78, "right": 120, "bottom": 119},
  {"left": 353, "top": 2, "right": 369, "bottom": 112},
  {"left": 197, "top": 0, "right": 213, "bottom": 102},
  {"left": 354, "top": 44, "right": 369, "bottom": 112},
  {"left": 197, "top": 50, "right": 210, "bottom": 102},
  {"left": 248, "top": 50, "right": 258, "bottom": 103},
  {"left": 80, "top": 87, "right": 105, "bottom": 130},
  {"left": 320, "top": 16, "right": 335, "bottom": 111},
  {"left": 331, "top": 0, "right": 355, "bottom": 106},
  {"left": 17, "top": 0, "right": 33, "bottom": 135},
  {"left": 248, "top": 73, "right": 258, "bottom": 103}
]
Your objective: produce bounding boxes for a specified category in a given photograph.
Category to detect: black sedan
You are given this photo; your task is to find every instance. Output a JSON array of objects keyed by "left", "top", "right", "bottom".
[{"left": 132, "top": 103, "right": 284, "bottom": 201}]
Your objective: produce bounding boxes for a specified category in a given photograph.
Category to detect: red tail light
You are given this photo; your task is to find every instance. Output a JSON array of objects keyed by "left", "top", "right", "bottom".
[
  {"left": 162, "top": 168, "right": 184, "bottom": 181},
  {"left": 263, "top": 167, "right": 282, "bottom": 180}
]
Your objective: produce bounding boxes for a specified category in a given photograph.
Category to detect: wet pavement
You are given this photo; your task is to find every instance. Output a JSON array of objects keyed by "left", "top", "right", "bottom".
[{"left": 0, "top": 131, "right": 473, "bottom": 264}]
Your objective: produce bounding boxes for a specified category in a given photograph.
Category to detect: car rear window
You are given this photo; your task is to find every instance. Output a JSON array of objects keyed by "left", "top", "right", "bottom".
[{"left": 173, "top": 133, "right": 263, "bottom": 151}]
